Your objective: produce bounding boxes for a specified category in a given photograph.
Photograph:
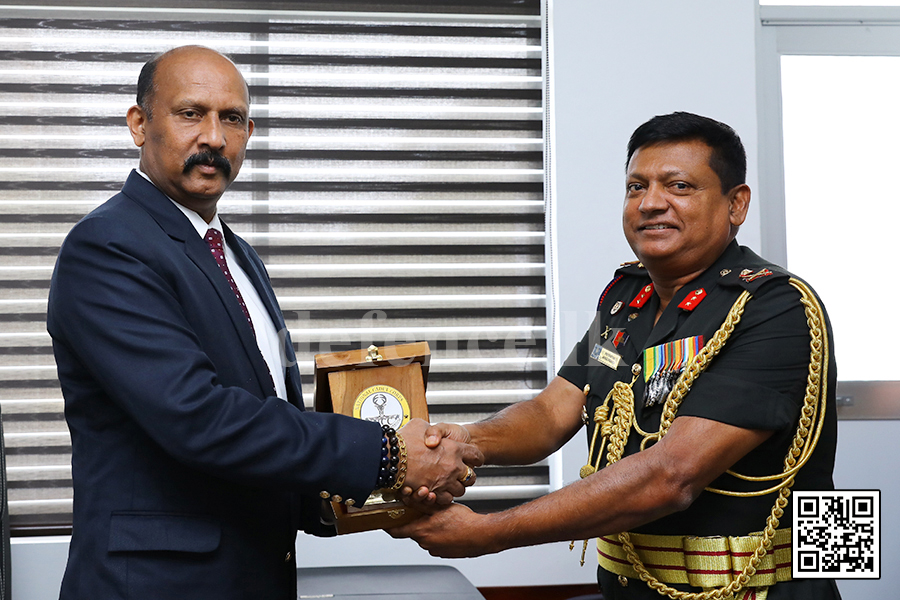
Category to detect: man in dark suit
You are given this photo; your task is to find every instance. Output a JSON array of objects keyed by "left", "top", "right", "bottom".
[{"left": 47, "top": 45, "right": 480, "bottom": 599}]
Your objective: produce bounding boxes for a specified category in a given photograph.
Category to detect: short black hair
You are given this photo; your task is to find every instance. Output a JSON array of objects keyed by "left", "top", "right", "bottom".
[
  {"left": 626, "top": 111, "right": 747, "bottom": 193},
  {"left": 136, "top": 52, "right": 163, "bottom": 120}
]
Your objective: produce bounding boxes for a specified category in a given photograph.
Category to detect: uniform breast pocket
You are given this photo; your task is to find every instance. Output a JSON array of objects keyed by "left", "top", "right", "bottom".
[{"left": 108, "top": 512, "right": 221, "bottom": 554}]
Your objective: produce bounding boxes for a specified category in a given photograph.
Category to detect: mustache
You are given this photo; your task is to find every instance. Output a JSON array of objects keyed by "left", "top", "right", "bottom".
[{"left": 183, "top": 152, "right": 232, "bottom": 178}]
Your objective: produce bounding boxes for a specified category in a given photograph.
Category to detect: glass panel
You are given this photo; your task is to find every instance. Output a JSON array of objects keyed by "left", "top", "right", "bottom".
[{"left": 780, "top": 55, "right": 900, "bottom": 382}]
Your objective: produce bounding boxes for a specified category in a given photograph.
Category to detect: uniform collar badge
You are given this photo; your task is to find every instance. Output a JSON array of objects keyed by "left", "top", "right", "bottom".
[
  {"left": 629, "top": 283, "right": 654, "bottom": 308},
  {"left": 677, "top": 288, "right": 707, "bottom": 311}
]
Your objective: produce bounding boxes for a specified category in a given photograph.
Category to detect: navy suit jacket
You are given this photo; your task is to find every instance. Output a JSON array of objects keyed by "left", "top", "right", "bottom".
[{"left": 48, "top": 171, "right": 382, "bottom": 599}]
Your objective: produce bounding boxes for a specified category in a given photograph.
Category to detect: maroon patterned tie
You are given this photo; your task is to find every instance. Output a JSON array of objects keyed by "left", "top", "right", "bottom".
[{"left": 205, "top": 228, "right": 255, "bottom": 335}]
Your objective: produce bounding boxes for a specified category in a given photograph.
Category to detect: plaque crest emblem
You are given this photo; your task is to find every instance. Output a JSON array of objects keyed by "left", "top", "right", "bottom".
[
  {"left": 353, "top": 384, "right": 411, "bottom": 429},
  {"left": 314, "top": 342, "right": 429, "bottom": 534}
]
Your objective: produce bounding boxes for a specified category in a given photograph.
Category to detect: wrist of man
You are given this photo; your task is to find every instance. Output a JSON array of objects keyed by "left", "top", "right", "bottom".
[
  {"left": 471, "top": 510, "right": 509, "bottom": 555},
  {"left": 464, "top": 423, "right": 494, "bottom": 464}
]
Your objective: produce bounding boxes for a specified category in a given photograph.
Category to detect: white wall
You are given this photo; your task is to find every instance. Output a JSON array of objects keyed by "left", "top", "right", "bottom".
[
  {"left": 550, "top": 0, "right": 763, "bottom": 381},
  {"left": 550, "top": 0, "right": 762, "bottom": 499},
  {"left": 13, "top": 2, "right": 894, "bottom": 598}
]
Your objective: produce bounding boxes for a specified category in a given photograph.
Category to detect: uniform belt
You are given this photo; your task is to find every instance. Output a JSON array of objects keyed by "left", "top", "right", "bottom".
[{"left": 597, "top": 529, "right": 792, "bottom": 589}]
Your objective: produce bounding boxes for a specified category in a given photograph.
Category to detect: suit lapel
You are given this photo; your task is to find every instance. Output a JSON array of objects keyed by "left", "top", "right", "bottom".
[
  {"left": 183, "top": 235, "right": 266, "bottom": 368},
  {"left": 222, "top": 225, "right": 302, "bottom": 407},
  {"left": 120, "top": 171, "right": 277, "bottom": 398},
  {"left": 222, "top": 224, "right": 284, "bottom": 331}
]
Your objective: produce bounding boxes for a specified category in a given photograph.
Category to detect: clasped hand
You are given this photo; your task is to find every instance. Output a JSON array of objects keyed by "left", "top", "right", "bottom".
[
  {"left": 399, "top": 419, "right": 482, "bottom": 506},
  {"left": 389, "top": 421, "right": 494, "bottom": 558}
]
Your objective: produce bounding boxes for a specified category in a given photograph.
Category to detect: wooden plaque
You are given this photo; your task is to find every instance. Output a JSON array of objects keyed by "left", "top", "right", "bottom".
[{"left": 313, "top": 342, "right": 430, "bottom": 534}]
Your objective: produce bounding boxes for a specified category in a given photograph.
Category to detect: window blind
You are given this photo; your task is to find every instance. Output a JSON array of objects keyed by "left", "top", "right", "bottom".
[{"left": 0, "top": 1, "right": 545, "bottom": 533}]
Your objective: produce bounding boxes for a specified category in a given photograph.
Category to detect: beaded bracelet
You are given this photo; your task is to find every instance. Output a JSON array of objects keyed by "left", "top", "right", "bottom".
[{"left": 377, "top": 425, "right": 404, "bottom": 490}]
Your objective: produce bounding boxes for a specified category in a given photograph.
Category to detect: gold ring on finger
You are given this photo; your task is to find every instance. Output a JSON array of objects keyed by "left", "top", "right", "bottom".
[{"left": 460, "top": 466, "right": 474, "bottom": 484}]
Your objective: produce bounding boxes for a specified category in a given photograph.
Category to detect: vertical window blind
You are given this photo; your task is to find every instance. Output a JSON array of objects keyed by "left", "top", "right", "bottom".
[{"left": 0, "top": 1, "right": 545, "bottom": 533}]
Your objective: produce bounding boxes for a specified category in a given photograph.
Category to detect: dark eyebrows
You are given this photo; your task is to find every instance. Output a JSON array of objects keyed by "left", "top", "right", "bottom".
[
  {"left": 171, "top": 98, "right": 249, "bottom": 117},
  {"left": 627, "top": 168, "right": 690, "bottom": 181},
  {"left": 658, "top": 169, "right": 690, "bottom": 179}
]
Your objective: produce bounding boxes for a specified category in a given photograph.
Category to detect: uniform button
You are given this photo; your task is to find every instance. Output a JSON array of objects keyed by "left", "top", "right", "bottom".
[
  {"left": 319, "top": 490, "right": 330, "bottom": 499},
  {"left": 285, "top": 551, "right": 292, "bottom": 562}
]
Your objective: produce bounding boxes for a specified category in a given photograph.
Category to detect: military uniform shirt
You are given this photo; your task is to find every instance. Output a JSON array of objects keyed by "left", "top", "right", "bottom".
[{"left": 558, "top": 241, "right": 841, "bottom": 600}]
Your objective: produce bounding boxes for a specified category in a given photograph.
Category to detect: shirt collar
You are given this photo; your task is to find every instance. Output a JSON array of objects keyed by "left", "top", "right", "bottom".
[{"left": 136, "top": 168, "right": 222, "bottom": 237}]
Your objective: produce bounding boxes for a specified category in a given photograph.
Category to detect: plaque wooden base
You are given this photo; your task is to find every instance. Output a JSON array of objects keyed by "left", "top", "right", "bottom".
[{"left": 314, "top": 342, "right": 430, "bottom": 535}]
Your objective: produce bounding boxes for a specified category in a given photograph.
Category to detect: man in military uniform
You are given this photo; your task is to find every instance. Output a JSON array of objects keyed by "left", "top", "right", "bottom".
[{"left": 390, "top": 112, "right": 841, "bottom": 600}]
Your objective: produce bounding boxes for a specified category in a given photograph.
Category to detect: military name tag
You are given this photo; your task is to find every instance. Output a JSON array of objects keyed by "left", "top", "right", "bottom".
[
  {"left": 591, "top": 343, "right": 621, "bottom": 370},
  {"left": 598, "top": 347, "right": 622, "bottom": 370}
]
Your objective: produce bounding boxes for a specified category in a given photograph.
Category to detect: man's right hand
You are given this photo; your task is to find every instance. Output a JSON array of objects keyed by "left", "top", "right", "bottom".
[
  {"left": 401, "top": 421, "right": 477, "bottom": 506},
  {"left": 399, "top": 418, "right": 483, "bottom": 506}
]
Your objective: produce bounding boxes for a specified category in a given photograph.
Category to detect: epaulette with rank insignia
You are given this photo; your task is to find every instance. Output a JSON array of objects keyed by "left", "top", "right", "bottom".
[
  {"left": 615, "top": 260, "right": 646, "bottom": 276},
  {"left": 596, "top": 261, "right": 648, "bottom": 311},
  {"left": 717, "top": 264, "right": 790, "bottom": 294}
]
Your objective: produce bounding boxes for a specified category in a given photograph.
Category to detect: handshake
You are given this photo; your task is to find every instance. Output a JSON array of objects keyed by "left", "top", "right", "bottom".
[
  {"left": 386, "top": 420, "right": 496, "bottom": 558},
  {"left": 396, "top": 419, "right": 480, "bottom": 507}
]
